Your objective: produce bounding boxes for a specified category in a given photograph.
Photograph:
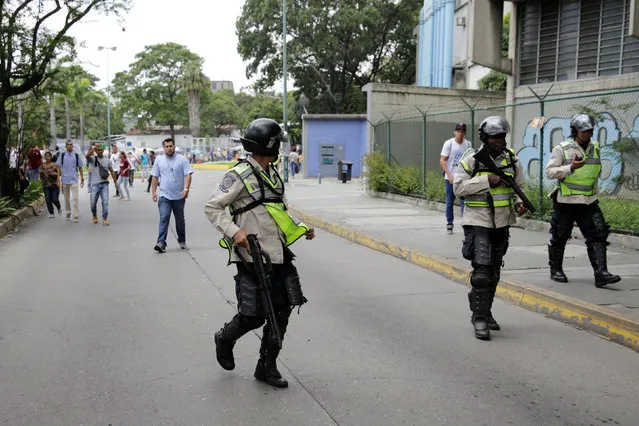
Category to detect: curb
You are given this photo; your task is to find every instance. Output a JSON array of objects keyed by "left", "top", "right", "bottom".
[
  {"left": 369, "top": 191, "right": 639, "bottom": 251},
  {"left": 289, "top": 206, "right": 639, "bottom": 352},
  {"left": 192, "top": 164, "right": 234, "bottom": 171},
  {"left": 0, "top": 197, "right": 45, "bottom": 239}
]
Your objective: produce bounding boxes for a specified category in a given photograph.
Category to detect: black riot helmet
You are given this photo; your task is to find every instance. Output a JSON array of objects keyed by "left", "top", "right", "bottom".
[
  {"left": 570, "top": 113, "right": 595, "bottom": 138},
  {"left": 478, "top": 116, "right": 510, "bottom": 142},
  {"left": 240, "top": 118, "right": 288, "bottom": 156}
]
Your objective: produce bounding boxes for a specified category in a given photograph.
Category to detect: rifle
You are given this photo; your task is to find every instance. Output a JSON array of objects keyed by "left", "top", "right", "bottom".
[
  {"left": 473, "top": 147, "right": 536, "bottom": 214},
  {"left": 235, "top": 234, "right": 282, "bottom": 349}
]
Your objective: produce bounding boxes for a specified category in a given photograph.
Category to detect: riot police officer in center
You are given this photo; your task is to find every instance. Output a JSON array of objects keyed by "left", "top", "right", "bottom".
[
  {"left": 545, "top": 113, "right": 621, "bottom": 288},
  {"left": 204, "top": 118, "right": 315, "bottom": 388},
  {"left": 454, "top": 116, "right": 527, "bottom": 340}
]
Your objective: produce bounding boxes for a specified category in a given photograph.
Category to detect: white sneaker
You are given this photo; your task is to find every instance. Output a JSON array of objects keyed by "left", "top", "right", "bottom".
[{"left": 49, "top": 214, "right": 55, "bottom": 219}]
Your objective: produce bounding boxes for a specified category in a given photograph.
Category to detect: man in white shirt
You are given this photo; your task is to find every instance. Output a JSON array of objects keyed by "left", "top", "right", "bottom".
[
  {"left": 440, "top": 122, "right": 472, "bottom": 234},
  {"left": 110, "top": 145, "right": 121, "bottom": 197}
]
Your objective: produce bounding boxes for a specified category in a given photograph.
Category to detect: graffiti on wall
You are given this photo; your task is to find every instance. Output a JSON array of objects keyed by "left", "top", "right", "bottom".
[{"left": 516, "top": 112, "right": 639, "bottom": 194}]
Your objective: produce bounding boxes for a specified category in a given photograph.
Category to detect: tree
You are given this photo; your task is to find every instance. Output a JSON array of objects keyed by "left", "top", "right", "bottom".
[
  {"left": 67, "top": 77, "right": 106, "bottom": 147},
  {"left": 236, "top": 0, "right": 421, "bottom": 114},
  {"left": 180, "top": 61, "right": 209, "bottom": 138},
  {"left": 0, "top": 0, "right": 131, "bottom": 198},
  {"left": 112, "top": 43, "right": 202, "bottom": 140},
  {"left": 200, "top": 89, "right": 244, "bottom": 136}
]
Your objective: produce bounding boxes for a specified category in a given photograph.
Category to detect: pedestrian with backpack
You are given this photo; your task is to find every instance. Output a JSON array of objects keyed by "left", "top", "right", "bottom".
[{"left": 56, "top": 140, "right": 85, "bottom": 223}]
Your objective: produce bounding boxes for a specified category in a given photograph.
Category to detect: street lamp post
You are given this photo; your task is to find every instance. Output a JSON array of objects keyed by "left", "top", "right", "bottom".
[
  {"left": 98, "top": 46, "right": 117, "bottom": 147},
  {"left": 282, "top": 0, "right": 289, "bottom": 183}
]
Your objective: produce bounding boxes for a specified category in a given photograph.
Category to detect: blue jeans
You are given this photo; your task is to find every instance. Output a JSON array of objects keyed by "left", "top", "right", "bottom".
[
  {"left": 27, "top": 167, "right": 40, "bottom": 182},
  {"left": 157, "top": 197, "right": 186, "bottom": 244},
  {"left": 445, "top": 179, "right": 464, "bottom": 225},
  {"left": 43, "top": 186, "right": 61, "bottom": 214},
  {"left": 90, "top": 182, "right": 109, "bottom": 219}
]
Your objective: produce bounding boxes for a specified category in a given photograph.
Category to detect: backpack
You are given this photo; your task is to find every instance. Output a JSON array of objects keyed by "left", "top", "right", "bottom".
[{"left": 61, "top": 152, "right": 81, "bottom": 168}]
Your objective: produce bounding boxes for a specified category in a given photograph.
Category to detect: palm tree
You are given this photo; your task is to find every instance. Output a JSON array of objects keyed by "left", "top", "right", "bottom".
[
  {"left": 68, "top": 77, "right": 105, "bottom": 149},
  {"left": 180, "top": 61, "right": 209, "bottom": 138}
]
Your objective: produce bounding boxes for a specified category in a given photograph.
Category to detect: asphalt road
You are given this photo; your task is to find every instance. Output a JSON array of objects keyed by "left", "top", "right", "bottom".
[{"left": 0, "top": 169, "right": 637, "bottom": 426}]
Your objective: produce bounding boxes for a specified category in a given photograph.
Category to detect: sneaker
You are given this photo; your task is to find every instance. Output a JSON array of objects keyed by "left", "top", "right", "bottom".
[
  {"left": 92, "top": 216, "right": 98, "bottom": 224},
  {"left": 154, "top": 242, "right": 166, "bottom": 253},
  {"left": 57, "top": 209, "right": 62, "bottom": 216},
  {"left": 446, "top": 224, "right": 454, "bottom": 235},
  {"left": 179, "top": 242, "right": 188, "bottom": 250},
  {"left": 66, "top": 215, "right": 71, "bottom": 222},
  {"left": 49, "top": 213, "right": 55, "bottom": 219},
  {"left": 72, "top": 217, "right": 78, "bottom": 223},
  {"left": 102, "top": 219, "right": 109, "bottom": 226}
]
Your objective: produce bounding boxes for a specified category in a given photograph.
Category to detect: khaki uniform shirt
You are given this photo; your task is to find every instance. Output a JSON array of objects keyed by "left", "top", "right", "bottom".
[
  {"left": 545, "top": 140, "right": 599, "bottom": 205},
  {"left": 453, "top": 148, "right": 525, "bottom": 229},
  {"left": 204, "top": 156, "right": 289, "bottom": 264}
]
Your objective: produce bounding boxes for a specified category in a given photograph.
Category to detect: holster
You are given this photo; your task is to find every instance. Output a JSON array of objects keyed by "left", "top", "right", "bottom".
[{"left": 284, "top": 265, "right": 308, "bottom": 307}]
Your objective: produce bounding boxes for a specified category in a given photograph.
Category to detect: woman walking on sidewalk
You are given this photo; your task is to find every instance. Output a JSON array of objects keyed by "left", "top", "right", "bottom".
[
  {"left": 118, "top": 151, "right": 131, "bottom": 200},
  {"left": 40, "top": 151, "right": 62, "bottom": 218}
]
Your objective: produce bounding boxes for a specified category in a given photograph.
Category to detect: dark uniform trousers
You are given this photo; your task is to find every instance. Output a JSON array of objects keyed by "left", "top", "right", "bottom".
[
  {"left": 218, "top": 248, "right": 302, "bottom": 365},
  {"left": 548, "top": 200, "right": 610, "bottom": 273},
  {"left": 463, "top": 226, "right": 510, "bottom": 320}
]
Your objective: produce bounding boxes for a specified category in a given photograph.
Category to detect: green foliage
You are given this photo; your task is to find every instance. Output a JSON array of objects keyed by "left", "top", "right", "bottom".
[
  {"left": 478, "top": 71, "right": 507, "bottom": 91},
  {"left": 112, "top": 43, "right": 202, "bottom": 138},
  {"left": 364, "top": 152, "right": 445, "bottom": 201},
  {"left": 502, "top": 13, "right": 510, "bottom": 57},
  {"left": 0, "top": 197, "right": 17, "bottom": 219},
  {"left": 237, "top": 0, "right": 420, "bottom": 114},
  {"left": 600, "top": 198, "right": 639, "bottom": 233},
  {"left": 200, "top": 89, "right": 245, "bottom": 136},
  {"left": 0, "top": 1, "right": 132, "bottom": 198},
  {"left": 23, "top": 181, "right": 44, "bottom": 203}
]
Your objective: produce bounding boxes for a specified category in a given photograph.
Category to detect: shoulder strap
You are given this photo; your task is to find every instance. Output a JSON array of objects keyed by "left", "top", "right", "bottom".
[{"left": 75, "top": 153, "right": 80, "bottom": 167}]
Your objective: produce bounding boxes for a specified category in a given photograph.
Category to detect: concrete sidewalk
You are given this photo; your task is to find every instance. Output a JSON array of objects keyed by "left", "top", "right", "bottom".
[{"left": 284, "top": 177, "right": 639, "bottom": 351}]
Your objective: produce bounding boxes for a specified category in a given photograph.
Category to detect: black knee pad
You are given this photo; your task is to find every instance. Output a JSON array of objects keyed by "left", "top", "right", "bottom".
[
  {"left": 239, "top": 314, "right": 266, "bottom": 331},
  {"left": 470, "top": 266, "right": 493, "bottom": 289},
  {"left": 591, "top": 208, "right": 610, "bottom": 242}
]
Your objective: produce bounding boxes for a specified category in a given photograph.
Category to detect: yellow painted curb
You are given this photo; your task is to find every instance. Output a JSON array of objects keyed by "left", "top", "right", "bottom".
[
  {"left": 192, "top": 163, "right": 234, "bottom": 170},
  {"left": 290, "top": 206, "right": 639, "bottom": 352}
]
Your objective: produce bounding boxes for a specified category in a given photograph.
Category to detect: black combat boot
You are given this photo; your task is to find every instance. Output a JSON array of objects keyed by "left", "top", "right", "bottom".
[
  {"left": 468, "top": 290, "right": 492, "bottom": 340},
  {"left": 255, "top": 319, "right": 289, "bottom": 388},
  {"left": 548, "top": 244, "right": 568, "bottom": 283},
  {"left": 255, "top": 337, "right": 288, "bottom": 388},
  {"left": 587, "top": 243, "right": 621, "bottom": 288},
  {"left": 487, "top": 288, "right": 500, "bottom": 331},
  {"left": 214, "top": 315, "right": 251, "bottom": 371}
]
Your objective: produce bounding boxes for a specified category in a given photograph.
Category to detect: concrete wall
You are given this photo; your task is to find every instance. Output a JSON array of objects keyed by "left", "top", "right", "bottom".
[
  {"left": 362, "top": 83, "right": 506, "bottom": 172},
  {"left": 302, "top": 115, "right": 367, "bottom": 179}
]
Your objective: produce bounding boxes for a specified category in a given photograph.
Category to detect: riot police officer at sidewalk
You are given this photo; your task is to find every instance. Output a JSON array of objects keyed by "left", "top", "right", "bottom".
[
  {"left": 204, "top": 118, "right": 315, "bottom": 388},
  {"left": 545, "top": 114, "right": 621, "bottom": 288},
  {"left": 453, "top": 117, "right": 527, "bottom": 340}
]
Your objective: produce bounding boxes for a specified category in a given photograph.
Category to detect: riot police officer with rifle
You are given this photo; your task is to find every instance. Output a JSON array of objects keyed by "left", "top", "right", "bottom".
[
  {"left": 204, "top": 118, "right": 315, "bottom": 388},
  {"left": 545, "top": 113, "right": 621, "bottom": 288},
  {"left": 454, "top": 116, "right": 528, "bottom": 340}
]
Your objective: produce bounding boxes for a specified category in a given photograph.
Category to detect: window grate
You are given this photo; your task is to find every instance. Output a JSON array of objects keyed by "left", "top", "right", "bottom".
[{"left": 518, "top": 0, "right": 638, "bottom": 84}]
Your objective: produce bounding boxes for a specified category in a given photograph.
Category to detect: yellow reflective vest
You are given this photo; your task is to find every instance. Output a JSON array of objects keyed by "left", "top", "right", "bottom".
[
  {"left": 558, "top": 140, "right": 601, "bottom": 196},
  {"left": 218, "top": 161, "right": 310, "bottom": 256},
  {"left": 459, "top": 148, "right": 516, "bottom": 209}
]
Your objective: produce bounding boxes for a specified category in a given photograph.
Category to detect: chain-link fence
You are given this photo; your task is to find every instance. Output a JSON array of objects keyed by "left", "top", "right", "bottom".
[{"left": 370, "top": 87, "right": 639, "bottom": 234}]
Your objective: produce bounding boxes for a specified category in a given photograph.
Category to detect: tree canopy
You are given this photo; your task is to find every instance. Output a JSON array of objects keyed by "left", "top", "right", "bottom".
[
  {"left": 112, "top": 43, "right": 202, "bottom": 139},
  {"left": 236, "top": 0, "right": 421, "bottom": 114},
  {"left": 0, "top": 0, "right": 131, "bottom": 198}
]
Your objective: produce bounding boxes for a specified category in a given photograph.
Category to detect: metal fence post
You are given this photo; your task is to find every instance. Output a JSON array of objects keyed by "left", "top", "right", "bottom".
[
  {"left": 529, "top": 85, "right": 554, "bottom": 216},
  {"left": 416, "top": 106, "right": 431, "bottom": 190},
  {"left": 461, "top": 98, "right": 481, "bottom": 149}
]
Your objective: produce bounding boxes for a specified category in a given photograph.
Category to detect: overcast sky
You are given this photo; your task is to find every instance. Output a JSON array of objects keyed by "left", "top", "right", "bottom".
[{"left": 68, "top": 0, "right": 256, "bottom": 92}]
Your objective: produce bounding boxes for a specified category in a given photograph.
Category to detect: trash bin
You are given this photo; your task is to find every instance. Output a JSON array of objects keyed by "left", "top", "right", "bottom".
[{"left": 337, "top": 161, "right": 353, "bottom": 183}]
